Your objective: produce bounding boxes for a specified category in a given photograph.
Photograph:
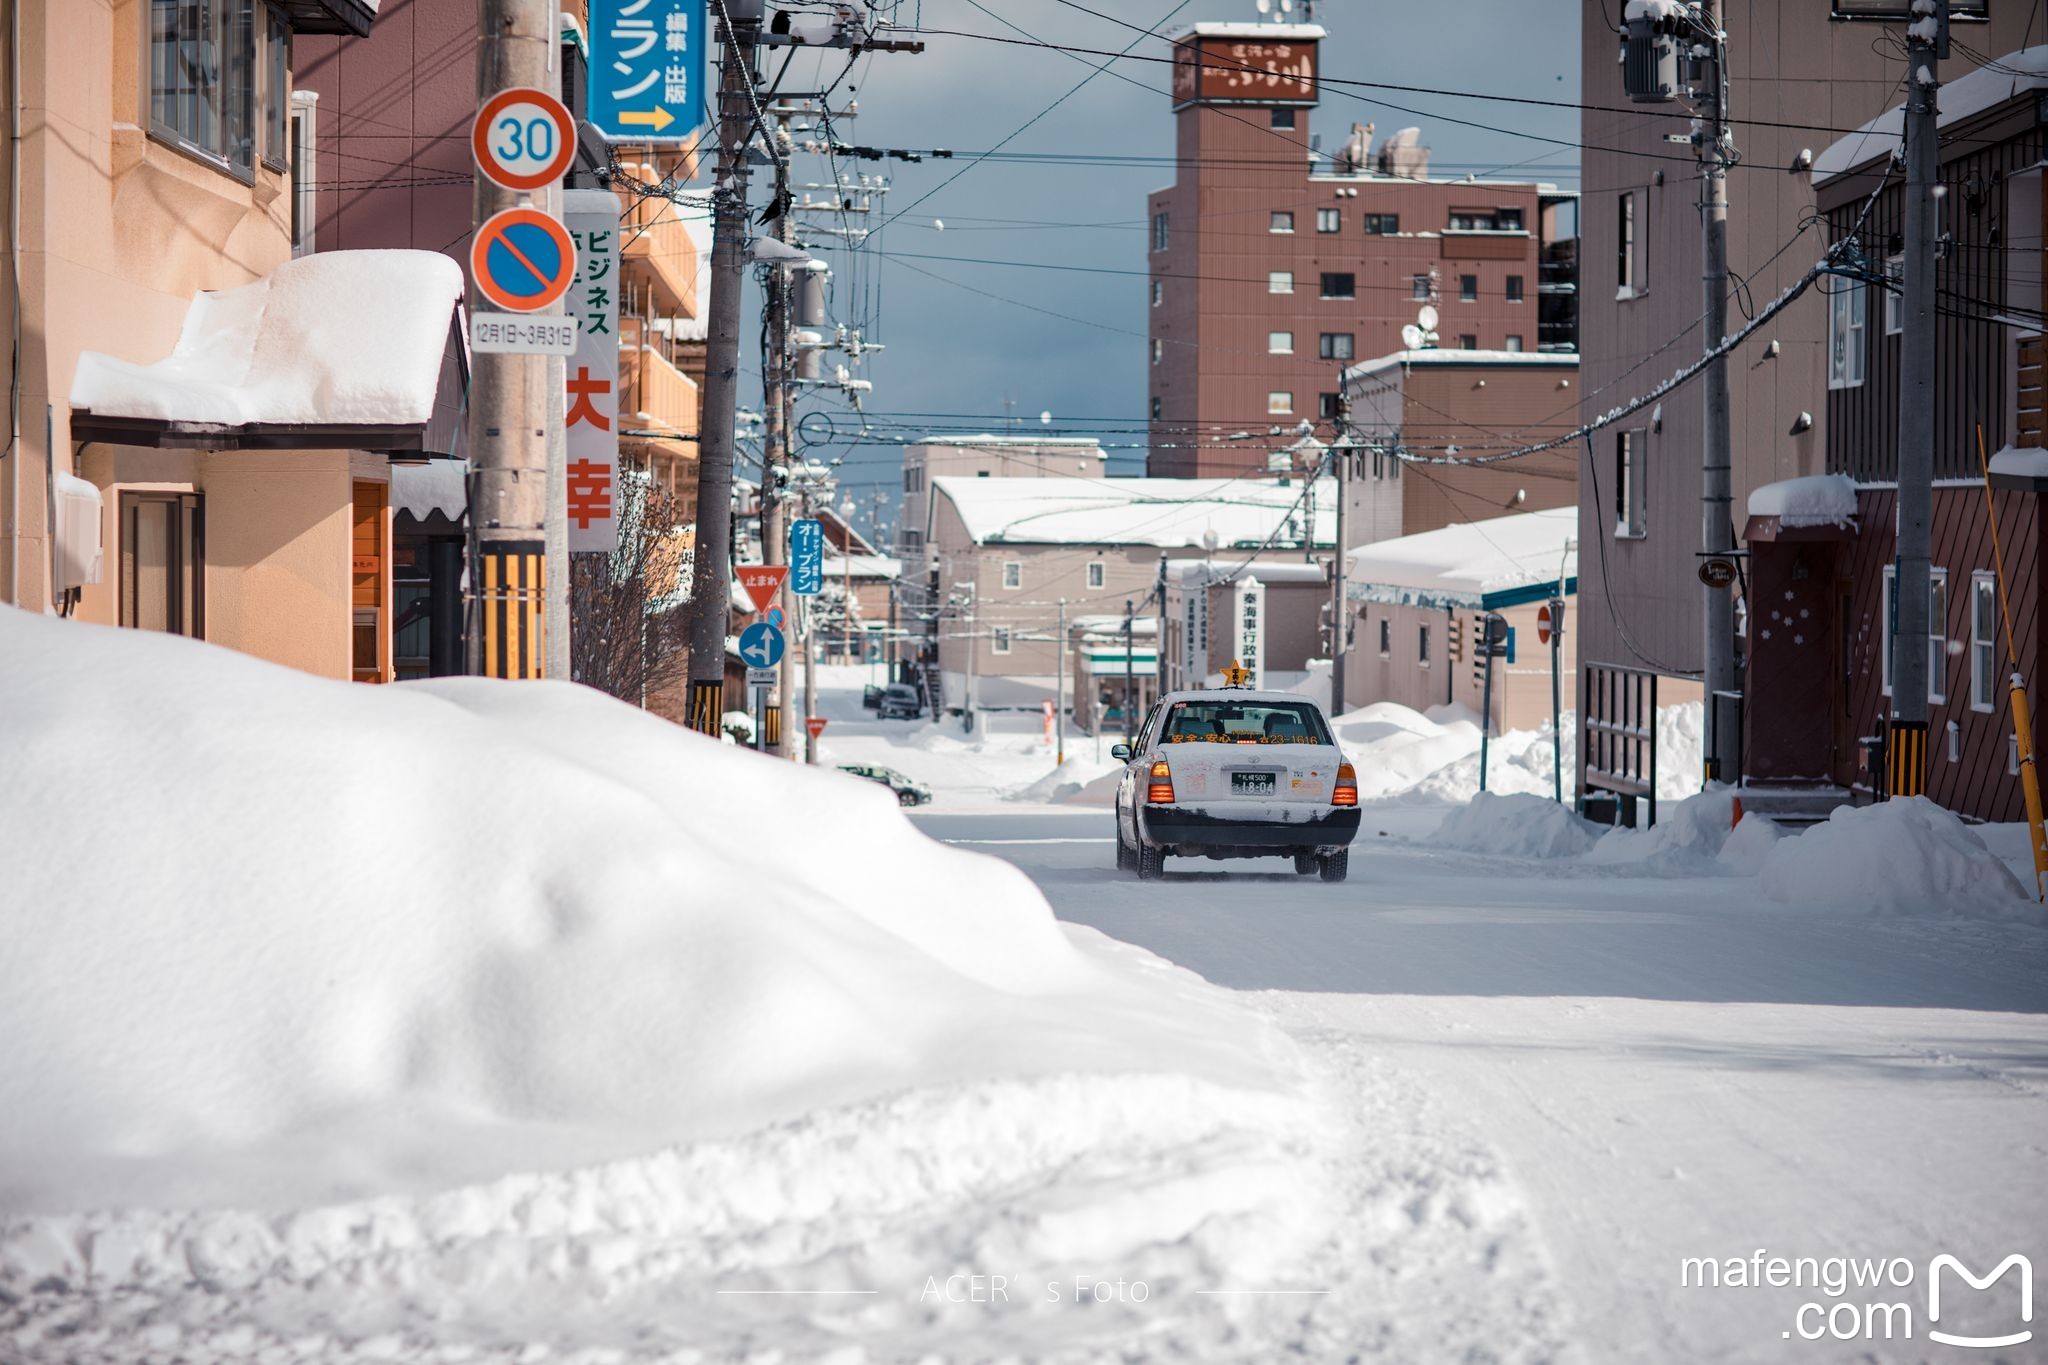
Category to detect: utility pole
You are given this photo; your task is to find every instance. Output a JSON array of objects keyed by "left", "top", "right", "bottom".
[
  {"left": 1891, "top": 0, "right": 1943, "bottom": 798},
  {"left": 1123, "top": 597, "right": 1136, "bottom": 746},
  {"left": 1698, "top": 0, "right": 1739, "bottom": 786},
  {"left": 761, "top": 223, "right": 792, "bottom": 757},
  {"left": 1055, "top": 597, "right": 1067, "bottom": 766},
  {"left": 467, "top": 0, "right": 559, "bottom": 678},
  {"left": 681, "top": 15, "right": 759, "bottom": 733},
  {"left": 1330, "top": 378, "right": 1352, "bottom": 714}
]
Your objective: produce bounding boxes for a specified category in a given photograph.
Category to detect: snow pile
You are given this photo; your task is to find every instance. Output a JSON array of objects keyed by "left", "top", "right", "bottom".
[
  {"left": 1584, "top": 786, "right": 1770, "bottom": 871},
  {"left": 69, "top": 251, "right": 462, "bottom": 428},
  {"left": 1746, "top": 473, "right": 1857, "bottom": 529},
  {"left": 1757, "top": 797, "right": 2046, "bottom": 924},
  {"left": 1341, "top": 700, "right": 1702, "bottom": 806},
  {"left": 1989, "top": 444, "right": 2048, "bottom": 482},
  {"left": 1014, "top": 753, "right": 1123, "bottom": 803},
  {"left": 1431, "top": 792, "right": 1600, "bottom": 859}
]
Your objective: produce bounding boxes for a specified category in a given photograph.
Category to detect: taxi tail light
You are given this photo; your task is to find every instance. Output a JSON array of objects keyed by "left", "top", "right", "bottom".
[
  {"left": 1147, "top": 759, "right": 1176, "bottom": 804},
  {"left": 1333, "top": 762, "right": 1358, "bottom": 807}
]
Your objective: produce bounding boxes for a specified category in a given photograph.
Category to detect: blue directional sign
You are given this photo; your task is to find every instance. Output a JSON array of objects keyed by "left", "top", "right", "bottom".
[
  {"left": 738, "top": 621, "right": 785, "bottom": 669},
  {"left": 790, "top": 518, "right": 824, "bottom": 596},
  {"left": 589, "top": 0, "right": 706, "bottom": 144}
]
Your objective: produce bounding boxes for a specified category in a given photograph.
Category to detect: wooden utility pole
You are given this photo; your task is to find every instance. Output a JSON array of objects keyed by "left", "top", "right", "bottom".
[{"left": 467, "top": 0, "right": 559, "bottom": 678}]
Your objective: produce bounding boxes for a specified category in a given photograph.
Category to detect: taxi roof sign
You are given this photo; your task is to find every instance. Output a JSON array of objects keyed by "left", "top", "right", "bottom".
[{"left": 1220, "top": 659, "right": 1254, "bottom": 688}]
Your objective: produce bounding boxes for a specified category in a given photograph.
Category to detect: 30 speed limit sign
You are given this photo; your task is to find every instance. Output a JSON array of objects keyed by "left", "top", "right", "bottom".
[{"left": 472, "top": 88, "right": 575, "bottom": 192}]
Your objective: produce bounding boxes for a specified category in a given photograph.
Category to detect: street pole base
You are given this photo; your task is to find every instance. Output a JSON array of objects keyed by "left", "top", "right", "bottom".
[
  {"left": 478, "top": 541, "right": 546, "bottom": 679},
  {"left": 763, "top": 705, "right": 782, "bottom": 749},
  {"left": 687, "top": 679, "right": 725, "bottom": 737},
  {"left": 1887, "top": 719, "right": 1929, "bottom": 799}
]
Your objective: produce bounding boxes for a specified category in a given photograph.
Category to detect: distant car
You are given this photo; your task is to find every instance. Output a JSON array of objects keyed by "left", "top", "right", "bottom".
[
  {"left": 876, "top": 683, "right": 922, "bottom": 719},
  {"left": 861, "top": 684, "right": 884, "bottom": 710},
  {"left": 1111, "top": 681, "right": 1360, "bottom": 882},
  {"left": 840, "top": 763, "right": 933, "bottom": 806}
]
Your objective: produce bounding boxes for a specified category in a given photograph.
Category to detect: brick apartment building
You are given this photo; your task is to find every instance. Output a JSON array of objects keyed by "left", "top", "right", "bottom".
[{"left": 1146, "top": 20, "right": 1577, "bottom": 477}]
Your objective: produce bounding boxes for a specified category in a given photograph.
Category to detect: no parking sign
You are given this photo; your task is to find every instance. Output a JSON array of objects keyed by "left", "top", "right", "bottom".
[{"left": 470, "top": 208, "right": 577, "bottom": 313}]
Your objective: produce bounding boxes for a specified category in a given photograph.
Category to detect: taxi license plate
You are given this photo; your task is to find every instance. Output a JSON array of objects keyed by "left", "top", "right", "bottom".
[{"left": 1231, "top": 771, "right": 1276, "bottom": 795}]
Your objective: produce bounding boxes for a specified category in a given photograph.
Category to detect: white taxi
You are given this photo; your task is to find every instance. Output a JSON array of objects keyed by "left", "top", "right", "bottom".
[{"left": 1111, "top": 670, "right": 1360, "bottom": 882}]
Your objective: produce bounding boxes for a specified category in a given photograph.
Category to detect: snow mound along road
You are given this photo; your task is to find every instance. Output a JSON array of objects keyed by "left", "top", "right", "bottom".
[
  {"left": 0, "top": 610, "right": 1338, "bottom": 1361},
  {"left": 1432, "top": 791, "right": 1600, "bottom": 859},
  {"left": 1758, "top": 796, "right": 2046, "bottom": 924}
]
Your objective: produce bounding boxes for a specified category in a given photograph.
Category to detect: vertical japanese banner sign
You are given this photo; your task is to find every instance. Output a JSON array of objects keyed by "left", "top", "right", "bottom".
[
  {"left": 564, "top": 191, "right": 620, "bottom": 554},
  {"left": 589, "top": 0, "right": 708, "bottom": 142},
  {"left": 1236, "top": 575, "right": 1265, "bottom": 689}
]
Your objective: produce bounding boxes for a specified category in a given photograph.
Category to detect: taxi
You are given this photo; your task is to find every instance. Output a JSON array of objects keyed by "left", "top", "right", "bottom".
[{"left": 1111, "top": 664, "right": 1360, "bottom": 882}]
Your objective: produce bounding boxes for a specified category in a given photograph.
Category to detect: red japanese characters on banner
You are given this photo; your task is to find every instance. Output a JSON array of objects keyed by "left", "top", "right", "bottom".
[
  {"left": 563, "top": 191, "right": 620, "bottom": 554},
  {"left": 566, "top": 458, "right": 614, "bottom": 531}
]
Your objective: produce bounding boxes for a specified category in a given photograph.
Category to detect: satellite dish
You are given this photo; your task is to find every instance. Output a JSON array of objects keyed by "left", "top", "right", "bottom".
[
  {"left": 1417, "top": 304, "right": 1440, "bottom": 331},
  {"left": 1401, "top": 324, "right": 1425, "bottom": 350},
  {"left": 1040, "top": 410, "right": 1052, "bottom": 424},
  {"left": 1255, "top": 0, "right": 1270, "bottom": 11}
]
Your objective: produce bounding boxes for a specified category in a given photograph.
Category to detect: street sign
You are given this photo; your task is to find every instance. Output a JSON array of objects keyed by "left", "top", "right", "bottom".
[
  {"left": 589, "top": 0, "right": 706, "bottom": 144},
  {"left": 737, "top": 564, "right": 789, "bottom": 613},
  {"left": 806, "top": 716, "right": 829, "bottom": 740},
  {"left": 790, "top": 518, "right": 825, "bottom": 595},
  {"left": 471, "top": 207, "right": 577, "bottom": 313},
  {"left": 470, "top": 312, "right": 578, "bottom": 354},
  {"left": 565, "top": 191, "right": 621, "bottom": 553},
  {"left": 1537, "top": 602, "right": 1554, "bottom": 645},
  {"left": 738, "top": 621, "right": 786, "bottom": 669},
  {"left": 1698, "top": 556, "right": 1739, "bottom": 589},
  {"left": 763, "top": 605, "right": 787, "bottom": 630},
  {"left": 472, "top": 87, "right": 576, "bottom": 191},
  {"left": 746, "top": 667, "right": 777, "bottom": 688}
]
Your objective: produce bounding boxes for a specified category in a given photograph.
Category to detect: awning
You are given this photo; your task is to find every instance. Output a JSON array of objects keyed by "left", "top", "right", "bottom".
[
  {"left": 70, "top": 250, "right": 463, "bottom": 454},
  {"left": 274, "top": 0, "right": 378, "bottom": 37}
]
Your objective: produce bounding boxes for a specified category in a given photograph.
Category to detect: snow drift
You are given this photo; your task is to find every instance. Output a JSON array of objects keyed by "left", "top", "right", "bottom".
[{"left": 1757, "top": 797, "right": 2045, "bottom": 924}]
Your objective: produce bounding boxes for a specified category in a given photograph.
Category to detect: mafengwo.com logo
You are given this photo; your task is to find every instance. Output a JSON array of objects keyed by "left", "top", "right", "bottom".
[{"left": 1679, "top": 1250, "right": 2031, "bottom": 1347}]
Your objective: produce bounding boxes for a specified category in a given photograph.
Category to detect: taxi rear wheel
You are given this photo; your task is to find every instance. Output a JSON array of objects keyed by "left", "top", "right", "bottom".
[
  {"left": 1318, "top": 850, "right": 1349, "bottom": 883},
  {"left": 1136, "top": 842, "right": 1166, "bottom": 881},
  {"left": 1292, "top": 853, "right": 1317, "bottom": 875}
]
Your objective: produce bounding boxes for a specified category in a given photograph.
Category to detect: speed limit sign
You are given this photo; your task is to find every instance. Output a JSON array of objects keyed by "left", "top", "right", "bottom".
[{"left": 472, "top": 88, "right": 576, "bottom": 192}]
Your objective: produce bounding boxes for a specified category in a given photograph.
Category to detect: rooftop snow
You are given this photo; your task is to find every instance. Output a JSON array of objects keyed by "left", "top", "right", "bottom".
[
  {"left": 1168, "top": 20, "right": 1325, "bottom": 39},
  {"left": 933, "top": 475, "right": 1335, "bottom": 548},
  {"left": 1814, "top": 45, "right": 2048, "bottom": 184},
  {"left": 1166, "top": 557, "right": 1327, "bottom": 585},
  {"left": 913, "top": 434, "right": 1106, "bottom": 449},
  {"left": 1747, "top": 473, "right": 1857, "bottom": 528},
  {"left": 1345, "top": 507, "right": 1577, "bottom": 606},
  {"left": 69, "top": 250, "right": 462, "bottom": 428},
  {"left": 822, "top": 552, "right": 902, "bottom": 579},
  {"left": 1990, "top": 444, "right": 2048, "bottom": 481},
  {"left": 1344, "top": 349, "right": 1580, "bottom": 385}
]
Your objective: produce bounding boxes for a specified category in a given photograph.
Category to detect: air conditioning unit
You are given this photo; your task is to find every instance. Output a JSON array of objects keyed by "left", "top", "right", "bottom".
[
  {"left": 52, "top": 471, "right": 103, "bottom": 594},
  {"left": 1622, "top": 1, "right": 1683, "bottom": 103}
]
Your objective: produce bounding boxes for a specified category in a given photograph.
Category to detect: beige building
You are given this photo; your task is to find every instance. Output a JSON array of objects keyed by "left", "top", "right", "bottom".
[
  {"left": 1159, "top": 559, "right": 1329, "bottom": 694},
  {"left": 0, "top": 0, "right": 464, "bottom": 683},
  {"left": 898, "top": 435, "right": 1108, "bottom": 563}
]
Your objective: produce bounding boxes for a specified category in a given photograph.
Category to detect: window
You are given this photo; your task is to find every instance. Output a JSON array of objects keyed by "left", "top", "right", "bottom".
[
  {"left": 1316, "top": 208, "right": 1340, "bottom": 233},
  {"left": 1972, "top": 571, "right": 1999, "bottom": 710},
  {"left": 1418, "top": 622, "right": 1432, "bottom": 666},
  {"left": 992, "top": 626, "right": 1012, "bottom": 655},
  {"left": 1881, "top": 565, "right": 1948, "bottom": 702},
  {"left": 1318, "top": 392, "right": 1341, "bottom": 419},
  {"left": 289, "top": 92, "right": 317, "bottom": 256},
  {"left": 1002, "top": 561, "right": 1022, "bottom": 589},
  {"left": 121, "top": 492, "right": 204, "bottom": 637},
  {"left": 1505, "top": 335, "right": 1525, "bottom": 352},
  {"left": 1150, "top": 396, "right": 1162, "bottom": 419},
  {"left": 1885, "top": 255, "right": 1904, "bottom": 335},
  {"left": 1269, "top": 270, "right": 1294, "bottom": 294},
  {"left": 1364, "top": 213, "right": 1399, "bottom": 234},
  {"left": 1496, "top": 207, "right": 1524, "bottom": 231},
  {"left": 1159, "top": 699, "right": 1333, "bottom": 745},
  {"left": 1151, "top": 280, "right": 1163, "bottom": 307},
  {"left": 1615, "top": 429, "right": 1646, "bottom": 537},
  {"left": 1268, "top": 330, "right": 1294, "bottom": 354},
  {"left": 1618, "top": 191, "right": 1637, "bottom": 296},
  {"left": 262, "top": 5, "right": 288, "bottom": 171},
  {"left": 1378, "top": 618, "right": 1391, "bottom": 656},
  {"left": 1458, "top": 334, "right": 1478, "bottom": 350},
  {"left": 1828, "top": 278, "right": 1867, "bottom": 389},
  {"left": 1319, "top": 272, "right": 1355, "bottom": 299},
  {"left": 904, "top": 467, "right": 916, "bottom": 492},
  {"left": 1505, "top": 274, "right": 1525, "bottom": 303},
  {"left": 151, "top": 0, "right": 265, "bottom": 178},
  {"left": 1088, "top": 561, "right": 1106, "bottom": 589},
  {"left": 1151, "top": 212, "right": 1169, "bottom": 251},
  {"left": 1271, "top": 107, "right": 1296, "bottom": 128},
  {"left": 1411, "top": 274, "right": 1431, "bottom": 301},
  {"left": 1459, "top": 274, "right": 1478, "bottom": 302},
  {"left": 1151, "top": 338, "right": 1162, "bottom": 365},
  {"left": 1267, "top": 391, "right": 1294, "bottom": 415},
  {"left": 1319, "top": 332, "right": 1354, "bottom": 360},
  {"left": 1270, "top": 211, "right": 1295, "bottom": 234}
]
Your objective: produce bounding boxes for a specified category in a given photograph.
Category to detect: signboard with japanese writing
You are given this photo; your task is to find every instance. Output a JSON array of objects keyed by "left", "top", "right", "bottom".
[
  {"left": 589, "top": 0, "right": 706, "bottom": 143},
  {"left": 1171, "top": 36, "right": 1317, "bottom": 110},
  {"left": 564, "top": 190, "right": 621, "bottom": 554},
  {"left": 790, "top": 518, "right": 824, "bottom": 595},
  {"left": 1234, "top": 575, "right": 1266, "bottom": 689}
]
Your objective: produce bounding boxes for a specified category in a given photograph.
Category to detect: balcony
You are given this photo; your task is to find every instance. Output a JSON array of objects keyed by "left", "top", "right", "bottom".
[
  {"left": 614, "top": 159, "right": 701, "bottom": 321},
  {"left": 620, "top": 336, "right": 699, "bottom": 443}
]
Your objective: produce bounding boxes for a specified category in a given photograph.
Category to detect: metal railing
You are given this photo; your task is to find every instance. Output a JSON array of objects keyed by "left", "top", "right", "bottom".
[{"left": 1583, "top": 661, "right": 1660, "bottom": 826}]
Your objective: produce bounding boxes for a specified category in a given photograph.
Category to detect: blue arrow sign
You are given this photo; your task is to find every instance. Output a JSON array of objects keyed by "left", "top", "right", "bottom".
[
  {"left": 738, "top": 621, "right": 785, "bottom": 669},
  {"left": 790, "top": 518, "right": 824, "bottom": 596},
  {"left": 589, "top": 0, "right": 706, "bottom": 144}
]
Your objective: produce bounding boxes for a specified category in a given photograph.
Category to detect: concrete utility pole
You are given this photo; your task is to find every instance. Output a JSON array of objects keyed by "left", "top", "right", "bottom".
[
  {"left": 1330, "top": 378, "right": 1352, "bottom": 714},
  {"left": 468, "top": 0, "right": 559, "bottom": 678},
  {"left": 1698, "top": 0, "right": 1739, "bottom": 784},
  {"left": 761, "top": 223, "right": 792, "bottom": 756},
  {"left": 681, "top": 17, "right": 759, "bottom": 732},
  {"left": 1123, "top": 598, "right": 1136, "bottom": 745},
  {"left": 1055, "top": 597, "right": 1067, "bottom": 766},
  {"left": 1891, "top": 0, "right": 1943, "bottom": 797}
]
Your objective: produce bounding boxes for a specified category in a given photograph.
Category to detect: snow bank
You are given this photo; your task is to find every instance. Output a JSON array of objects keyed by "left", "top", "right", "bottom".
[
  {"left": 1431, "top": 792, "right": 1600, "bottom": 859},
  {"left": 0, "top": 608, "right": 1315, "bottom": 1228},
  {"left": 1583, "top": 786, "right": 1778, "bottom": 872},
  {"left": 1747, "top": 473, "right": 1857, "bottom": 529},
  {"left": 1757, "top": 797, "right": 2045, "bottom": 924},
  {"left": 1342, "top": 700, "right": 1702, "bottom": 806},
  {"left": 1013, "top": 754, "right": 1123, "bottom": 803},
  {"left": 69, "top": 251, "right": 462, "bottom": 428}
]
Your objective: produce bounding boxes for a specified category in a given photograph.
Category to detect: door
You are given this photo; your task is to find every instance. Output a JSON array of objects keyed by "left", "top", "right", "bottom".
[
  {"left": 351, "top": 481, "right": 390, "bottom": 683},
  {"left": 120, "top": 492, "right": 203, "bottom": 638}
]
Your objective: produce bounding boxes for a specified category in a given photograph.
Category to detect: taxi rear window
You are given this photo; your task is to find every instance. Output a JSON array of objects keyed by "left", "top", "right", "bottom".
[{"left": 1161, "top": 701, "right": 1331, "bottom": 745}]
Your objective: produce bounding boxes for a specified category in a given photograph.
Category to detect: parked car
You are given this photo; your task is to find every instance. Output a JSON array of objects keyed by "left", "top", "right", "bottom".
[
  {"left": 861, "top": 684, "right": 884, "bottom": 710},
  {"left": 839, "top": 764, "right": 933, "bottom": 807},
  {"left": 877, "top": 683, "right": 923, "bottom": 719},
  {"left": 1111, "top": 678, "right": 1360, "bottom": 882}
]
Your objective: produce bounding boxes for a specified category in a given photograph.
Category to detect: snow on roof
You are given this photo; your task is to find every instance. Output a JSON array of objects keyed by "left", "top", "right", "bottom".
[
  {"left": 1169, "top": 21, "right": 1325, "bottom": 40},
  {"left": 1344, "top": 349, "right": 1580, "bottom": 385},
  {"left": 391, "top": 459, "right": 466, "bottom": 522},
  {"left": 912, "top": 434, "right": 1106, "bottom": 449},
  {"left": 1747, "top": 473, "right": 1857, "bottom": 528},
  {"left": 933, "top": 475, "right": 1335, "bottom": 549},
  {"left": 822, "top": 553, "right": 901, "bottom": 580},
  {"left": 69, "top": 250, "right": 462, "bottom": 428},
  {"left": 671, "top": 211, "right": 713, "bottom": 343},
  {"left": 1814, "top": 46, "right": 2048, "bottom": 184},
  {"left": 1990, "top": 444, "right": 2048, "bottom": 481},
  {"left": 1345, "top": 507, "right": 1577, "bottom": 608},
  {"left": 1165, "top": 557, "right": 1327, "bottom": 586}
]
